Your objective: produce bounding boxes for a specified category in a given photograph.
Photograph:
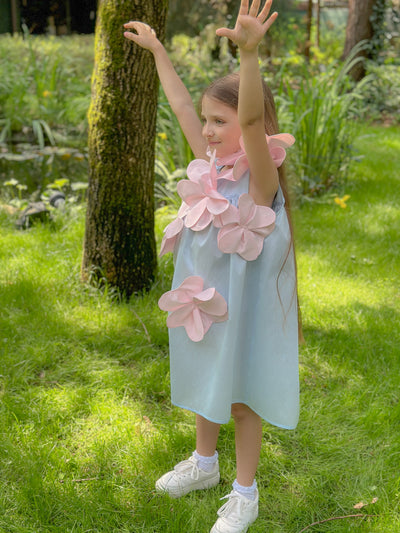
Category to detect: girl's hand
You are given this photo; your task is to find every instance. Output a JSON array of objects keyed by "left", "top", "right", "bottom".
[
  {"left": 216, "top": 0, "right": 277, "bottom": 52},
  {"left": 123, "top": 21, "right": 160, "bottom": 52}
]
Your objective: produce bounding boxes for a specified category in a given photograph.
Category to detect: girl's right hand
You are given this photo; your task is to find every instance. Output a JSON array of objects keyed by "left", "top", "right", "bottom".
[
  {"left": 216, "top": 0, "right": 277, "bottom": 52},
  {"left": 123, "top": 21, "right": 160, "bottom": 52}
]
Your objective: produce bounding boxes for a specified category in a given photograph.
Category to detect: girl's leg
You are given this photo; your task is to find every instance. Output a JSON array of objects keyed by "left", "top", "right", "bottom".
[
  {"left": 231, "top": 403, "right": 262, "bottom": 486},
  {"left": 196, "top": 414, "right": 221, "bottom": 456},
  {"left": 155, "top": 414, "right": 220, "bottom": 497},
  {"left": 209, "top": 404, "right": 260, "bottom": 532}
]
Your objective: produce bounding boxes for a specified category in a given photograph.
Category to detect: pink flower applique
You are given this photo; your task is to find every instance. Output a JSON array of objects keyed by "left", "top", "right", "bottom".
[
  {"left": 159, "top": 216, "right": 184, "bottom": 257},
  {"left": 177, "top": 158, "right": 230, "bottom": 231},
  {"left": 219, "top": 133, "right": 295, "bottom": 182},
  {"left": 216, "top": 194, "right": 276, "bottom": 261},
  {"left": 158, "top": 275, "right": 228, "bottom": 342},
  {"left": 266, "top": 133, "right": 295, "bottom": 168}
]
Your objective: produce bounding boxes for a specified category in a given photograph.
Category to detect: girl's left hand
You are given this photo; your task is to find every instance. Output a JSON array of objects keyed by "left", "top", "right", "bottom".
[
  {"left": 216, "top": 0, "right": 278, "bottom": 52},
  {"left": 123, "top": 21, "right": 160, "bottom": 52}
]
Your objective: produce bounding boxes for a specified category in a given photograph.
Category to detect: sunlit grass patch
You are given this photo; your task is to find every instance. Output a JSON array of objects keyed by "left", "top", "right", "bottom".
[{"left": 1, "top": 125, "right": 400, "bottom": 531}]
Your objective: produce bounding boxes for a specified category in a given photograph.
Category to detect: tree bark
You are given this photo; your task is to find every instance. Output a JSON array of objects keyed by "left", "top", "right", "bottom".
[
  {"left": 82, "top": 0, "right": 168, "bottom": 297},
  {"left": 305, "top": 0, "right": 313, "bottom": 61},
  {"left": 342, "top": 0, "right": 377, "bottom": 80}
]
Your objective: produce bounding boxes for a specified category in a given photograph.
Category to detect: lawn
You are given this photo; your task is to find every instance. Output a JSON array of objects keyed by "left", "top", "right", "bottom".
[{"left": 0, "top": 124, "right": 399, "bottom": 532}]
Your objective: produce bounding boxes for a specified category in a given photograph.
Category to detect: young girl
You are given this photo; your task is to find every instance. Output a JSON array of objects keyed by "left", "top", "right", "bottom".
[{"left": 124, "top": 1, "right": 299, "bottom": 531}]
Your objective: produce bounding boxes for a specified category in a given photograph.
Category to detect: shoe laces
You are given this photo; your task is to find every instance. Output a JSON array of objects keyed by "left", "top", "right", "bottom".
[
  {"left": 217, "top": 491, "right": 245, "bottom": 523},
  {"left": 173, "top": 456, "right": 200, "bottom": 481}
]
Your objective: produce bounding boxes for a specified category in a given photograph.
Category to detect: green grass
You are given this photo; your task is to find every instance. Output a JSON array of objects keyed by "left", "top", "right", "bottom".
[{"left": 0, "top": 124, "right": 399, "bottom": 532}]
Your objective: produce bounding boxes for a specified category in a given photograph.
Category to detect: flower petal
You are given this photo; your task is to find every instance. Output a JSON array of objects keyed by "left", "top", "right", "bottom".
[
  {"left": 158, "top": 276, "right": 204, "bottom": 311},
  {"left": 206, "top": 195, "right": 230, "bottom": 215},
  {"left": 166, "top": 303, "right": 195, "bottom": 327},
  {"left": 268, "top": 145, "right": 287, "bottom": 168},
  {"left": 267, "top": 133, "right": 295, "bottom": 148},
  {"left": 186, "top": 159, "right": 210, "bottom": 183},
  {"left": 213, "top": 204, "right": 239, "bottom": 228},
  {"left": 186, "top": 307, "right": 207, "bottom": 342},
  {"left": 185, "top": 198, "right": 213, "bottom": 230},
  {"left": 232, "top": 154, "right": 250, "bottom": 181},
  {"left": 178, "top": 276, "right": 204, "bottom": 294},
  {"left": 237, "top": 194, "right": 257, "bottom": 225},
  {"left": 218, "top": 225, "right": 246, "bottom": 255},
  {"left": 177, "top": 201, "right": 190, "bottom": 218},
  {"left": 194, "top": 288, "right": 228, "bottom": 319},
  {"left": 236, "top": 230, "right": 264, "bottom": 261},
  {"left": 159, "top": 217, "right": 184, "bottom": 257},
  {"left": 177, "top": 180, "right": 202, "bottom": 204}
]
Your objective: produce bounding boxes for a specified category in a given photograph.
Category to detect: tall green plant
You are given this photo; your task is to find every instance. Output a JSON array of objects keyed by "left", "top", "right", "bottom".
[{"left": 276, "top": 43, "right": 371, "bottom": 196}]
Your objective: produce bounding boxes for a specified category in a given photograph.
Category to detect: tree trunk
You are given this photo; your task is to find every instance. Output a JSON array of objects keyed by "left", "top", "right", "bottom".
[
  {"left": 82, "top": 0, "right": 168, "bottom": 297},
  {"left": 305, "top": 0, "right": 313, "bottom": 61},
  {"left": 342, "top": 0, "right": 376, "bottom": 80}
]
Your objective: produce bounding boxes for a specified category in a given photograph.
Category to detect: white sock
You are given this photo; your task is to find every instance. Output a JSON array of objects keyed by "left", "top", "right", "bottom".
[
  {"left": 192, "top": 450, "right": 218, "bottom": 473},
  {"left": 232, "top": 478, "right": 258, "bottom": 501}
]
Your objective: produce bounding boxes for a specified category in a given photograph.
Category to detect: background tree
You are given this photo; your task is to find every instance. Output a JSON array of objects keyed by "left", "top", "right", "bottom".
[
  {"left": 342, "top": 0, "right": 387, "bottom": 80},
  {"left": 82, "top": 0, "right": 168, "bottom": 296},
  {"left": 305, "top": 0, "right": 313, "bottom": 61}
]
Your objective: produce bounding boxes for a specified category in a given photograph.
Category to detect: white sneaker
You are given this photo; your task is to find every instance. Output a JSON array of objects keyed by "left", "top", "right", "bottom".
[
  {"left": 155, "top": 455, "right": 220, "bottom": 498},
  {"left": 210, "top": 490, "right": 259, "bottom": 533}
]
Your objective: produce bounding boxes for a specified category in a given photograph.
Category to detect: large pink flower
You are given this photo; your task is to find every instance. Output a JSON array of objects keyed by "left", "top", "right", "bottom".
[
  {"left": 217, "top": 133, "right": 295, "bottom": 182},
  {"left": 177, "top": 161, "right": 230, "bottom": 230},
  {"left": 216, "top": 194, "right": 276, "bottom": 261},
  {"left": 158, "top": 276, "right": 228, "bottom": 342}
]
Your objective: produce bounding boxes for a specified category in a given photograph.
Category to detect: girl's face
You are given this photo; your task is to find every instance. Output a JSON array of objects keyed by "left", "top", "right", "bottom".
[{"left": 201, "top": 96, "right": 242, "bottom": 159}]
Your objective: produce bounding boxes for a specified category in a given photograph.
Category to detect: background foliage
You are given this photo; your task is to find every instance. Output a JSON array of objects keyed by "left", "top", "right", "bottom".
[
  {"left": 1, "top": 2, "right": 399, "bottom": 208},
  {"left": 1, "top": 3, "right": 400, "bottom": 532}
]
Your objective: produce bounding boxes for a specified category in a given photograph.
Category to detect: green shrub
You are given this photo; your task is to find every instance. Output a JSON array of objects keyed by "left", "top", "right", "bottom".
[
  {"left": 0, "top": 32, "right": 93, "bottom": 145},
  {"left": 358, "top": 62, "right": 400, "bottom": 124},
  {"left": 276, "top": 45, "right": 371, "bottom": 197}
]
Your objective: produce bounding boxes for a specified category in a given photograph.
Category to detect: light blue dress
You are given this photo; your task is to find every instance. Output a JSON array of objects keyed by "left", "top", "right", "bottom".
[{"left": 167, "top": 168, "right": 299, "bottom": 429}]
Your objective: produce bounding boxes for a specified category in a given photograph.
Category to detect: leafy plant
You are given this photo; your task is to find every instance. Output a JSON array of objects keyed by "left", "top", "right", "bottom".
[
  {"left": 0, "top": 32, "right": 93, "bottom": 146},
  {"left": 154, "top": 159, "right": 186, "bottom": 210},
  {"left": 156, "top": 101, "right": 194, "bottom": 174},
  {"left": 276, "top": 43, "right": 371, "bottom": 196},
  {"left": 0, "top": 144, "right": 88, "bottom": 199},
  {"left": 358, "top": 61, "right": 400, "bottom": 124}
]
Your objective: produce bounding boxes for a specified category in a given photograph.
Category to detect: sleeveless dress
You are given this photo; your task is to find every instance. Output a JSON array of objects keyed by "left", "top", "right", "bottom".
[{"left": 158, "top": 135, "right": 299, "bottom": 429}]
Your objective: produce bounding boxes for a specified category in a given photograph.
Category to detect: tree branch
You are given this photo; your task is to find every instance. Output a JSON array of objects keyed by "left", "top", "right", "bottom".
[{"left": 298, "top": 513, "right": 378, "bottom": 533}]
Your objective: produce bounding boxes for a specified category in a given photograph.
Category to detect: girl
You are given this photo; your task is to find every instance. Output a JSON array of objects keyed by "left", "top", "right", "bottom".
[{"left": 124, "top": 1, "right": 299, "bottom": 531}]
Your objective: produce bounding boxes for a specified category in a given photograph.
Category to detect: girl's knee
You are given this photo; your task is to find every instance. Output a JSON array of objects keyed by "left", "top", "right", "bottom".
[{"left": 231, "top": 403, "right": 255, "bottom": 422}]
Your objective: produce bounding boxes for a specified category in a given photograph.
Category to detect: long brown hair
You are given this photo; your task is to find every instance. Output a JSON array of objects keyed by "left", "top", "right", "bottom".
[{"left": 203, "top": 73, "right": 303, "bottom": 342}]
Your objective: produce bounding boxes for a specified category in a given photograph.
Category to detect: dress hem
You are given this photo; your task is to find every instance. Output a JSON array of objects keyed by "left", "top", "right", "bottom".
[{"left": 171, "top": 400, "right": 299, "bottom": 431}]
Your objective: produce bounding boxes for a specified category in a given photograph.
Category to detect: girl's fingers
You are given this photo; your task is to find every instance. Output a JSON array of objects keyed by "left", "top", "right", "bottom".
[
  {"left": 258, "top": 0, "right": 273, "bottom": 22},
  {"left": 123, "top": 20, "right": 139, "bottom": 28},
  {"left": 262, "top": 11, "right": 278, "bottom": 32},
  {"left": 239, "top": 0, "right": 249, "bottom": 16},
  {"left": 215, "top": 27, "right": 234, "bottom": 39},
  {"left": 249, "top": 0, "right": 261, "bottom": 17},
  {"left": 123, "top": 21, "right": 155, "bottom": 34}
]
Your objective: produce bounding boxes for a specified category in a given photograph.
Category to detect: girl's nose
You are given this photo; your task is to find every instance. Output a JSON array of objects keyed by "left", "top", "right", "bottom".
[{"left": 202, "top": 123, "right": 214, "bottom": 138}]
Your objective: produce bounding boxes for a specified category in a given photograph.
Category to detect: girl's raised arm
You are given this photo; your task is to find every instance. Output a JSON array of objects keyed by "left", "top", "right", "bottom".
[
  {"left": 124, "top": 22, "right": 208, "bottom": 160},
  {"left": 216, "top": 0, "right": 279, "bottom": 207}
]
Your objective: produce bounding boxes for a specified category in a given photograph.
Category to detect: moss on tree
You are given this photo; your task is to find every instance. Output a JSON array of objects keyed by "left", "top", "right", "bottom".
[{"left": 82, "top": 0, "right": 168, "bottom": 296}]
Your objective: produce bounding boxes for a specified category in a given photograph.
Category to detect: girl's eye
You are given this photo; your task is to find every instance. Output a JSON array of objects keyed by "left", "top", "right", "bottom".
[{"left": 215, "top": 119, "right": 224, "bottom": 125}]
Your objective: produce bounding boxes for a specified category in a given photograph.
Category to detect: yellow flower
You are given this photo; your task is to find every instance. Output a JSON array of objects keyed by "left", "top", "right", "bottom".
[
  {"left": 157, "top": 132, "right": 167, "bottom": 140},
  {"left": 42, "top": 90, "right": 52, "bottom": 98},
  {"left": 334, "top": 195, "right": 350, "bottom": 208}
]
